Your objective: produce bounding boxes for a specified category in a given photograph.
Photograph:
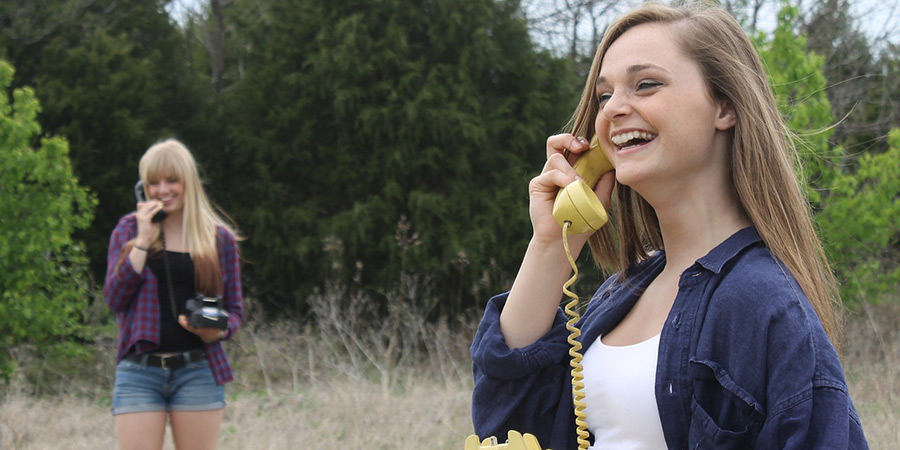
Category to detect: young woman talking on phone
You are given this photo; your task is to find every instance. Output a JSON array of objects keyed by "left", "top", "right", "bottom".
[
  {"left": 103, "top": 139, "right": 243, "bottom": 450},
  {"left": 470, "top": 3, "right": 868, "bottom": 449}
]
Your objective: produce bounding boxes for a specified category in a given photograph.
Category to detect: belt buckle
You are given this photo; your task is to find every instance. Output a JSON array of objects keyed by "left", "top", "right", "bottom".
[{"left": 160, "top": 354, "right": 175, "bottom": 370}]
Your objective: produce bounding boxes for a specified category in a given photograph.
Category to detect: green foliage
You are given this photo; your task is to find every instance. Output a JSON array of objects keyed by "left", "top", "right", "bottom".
[
  {"left": 0, "top": 60, "right": 97, "bottom": 379},
  {"left": 756, "top": 4, "right": 899, "bottom": 305},
  {"left": 0, "top": 0, "right": 209, "bottom": 281},
  {"left": 215, "top": 0, "right": 578, "bottom": 314},
  {"left": 2, "top": 0, "right": 894, "bottom": 319},
  {"left": 755, "top": 4, "right": 837, "bottom": 207},
  {"left": 818, "top": 129, "right": 900, "bottom": 303}
]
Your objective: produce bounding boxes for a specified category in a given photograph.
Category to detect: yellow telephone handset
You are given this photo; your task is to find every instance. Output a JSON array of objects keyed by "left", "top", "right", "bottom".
[
  {"left": 552, "top": 135, "right": 614, "bottom": 234},
  {"left": 466, "top": 136, "right": 612, "bottom": 450}
]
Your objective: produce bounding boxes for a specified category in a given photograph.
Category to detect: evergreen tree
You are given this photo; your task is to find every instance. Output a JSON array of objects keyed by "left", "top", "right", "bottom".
[
  {"left": 216, "top": 0, "right": 578, "bottom": 314},
  {"left": 872, "top": 44, "right": 900, "bottom": 148},
  {"left": 802, "top": 0, "right": 878, "bottom": 156}
]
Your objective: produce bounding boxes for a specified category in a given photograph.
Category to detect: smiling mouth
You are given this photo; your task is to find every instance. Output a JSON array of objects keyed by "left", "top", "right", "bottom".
[{"left": 611, "top": 130, "right": 657, "bottom": 150}]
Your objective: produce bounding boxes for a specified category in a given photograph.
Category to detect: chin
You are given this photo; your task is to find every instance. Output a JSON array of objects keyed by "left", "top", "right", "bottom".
[
  {"left": 613, "top": 169, "right": 661, "bottom": 198},
  {"left": 609, "top": 166, "right": 643, "bottom": 187}
]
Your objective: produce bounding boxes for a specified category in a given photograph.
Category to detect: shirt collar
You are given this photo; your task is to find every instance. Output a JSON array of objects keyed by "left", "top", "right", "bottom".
[{"left": 694, "top": 226, "right": 761, "bottom": 274}]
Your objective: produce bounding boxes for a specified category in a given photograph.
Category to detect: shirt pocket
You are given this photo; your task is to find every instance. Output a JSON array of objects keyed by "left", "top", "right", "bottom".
[{"left": 688, "top": 358, "right": 765, "bottom": 449}]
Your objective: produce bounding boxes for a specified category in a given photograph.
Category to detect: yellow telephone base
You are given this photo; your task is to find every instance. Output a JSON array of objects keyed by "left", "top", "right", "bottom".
[{"left": 464, "top": 431, "right": 543, "bottom": 450}]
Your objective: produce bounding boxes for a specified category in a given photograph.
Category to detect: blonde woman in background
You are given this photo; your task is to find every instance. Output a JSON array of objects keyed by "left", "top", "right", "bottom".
[
  {"left": 103, "top": 139, "right": 243, "bottom": 449},
  {"left": 471, "top": 3, "right": 868, "bottom": 449}
]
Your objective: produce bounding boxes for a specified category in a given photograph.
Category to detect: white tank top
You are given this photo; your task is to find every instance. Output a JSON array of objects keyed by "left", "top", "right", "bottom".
[{"left": 581, "top": 333, "right": 667, "bottom": 449}]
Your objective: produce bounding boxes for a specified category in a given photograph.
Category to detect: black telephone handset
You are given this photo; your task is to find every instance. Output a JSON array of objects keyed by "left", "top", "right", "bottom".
[
  {"left": 551, "top": 135, "right": 614, "bottom": 234},
  {"left": 134, "top": 180, "right": 167, "bottom": 223}
]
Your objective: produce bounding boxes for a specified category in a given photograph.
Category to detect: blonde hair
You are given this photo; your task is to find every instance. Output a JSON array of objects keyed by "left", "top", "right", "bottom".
[
  {"left": 569, "top": 3, "right": 842, "bottom": 349},
  {"left": 130, "top": 138, "right": 241, "bottom": 295}
]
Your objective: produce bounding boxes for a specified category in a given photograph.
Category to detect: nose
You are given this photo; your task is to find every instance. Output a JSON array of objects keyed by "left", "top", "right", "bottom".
[{"left": 600, "top": 91, "right": 632, "bottom": 122}]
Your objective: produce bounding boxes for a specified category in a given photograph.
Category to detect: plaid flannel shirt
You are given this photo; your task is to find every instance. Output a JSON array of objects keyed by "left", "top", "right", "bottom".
[{"left": 103, "top": 214, "right": 243, "bottom": 385}]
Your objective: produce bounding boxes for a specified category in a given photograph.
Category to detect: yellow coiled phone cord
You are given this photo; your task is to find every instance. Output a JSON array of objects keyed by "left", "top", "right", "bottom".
[
  {"left": 463, "top": 223, "right": 589, "bottom": 450},
  {"left": 561, "top": 221, "right": 590, "bottom": 450}
]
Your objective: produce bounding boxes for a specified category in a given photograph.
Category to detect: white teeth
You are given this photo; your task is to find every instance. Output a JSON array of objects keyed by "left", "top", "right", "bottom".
[{"left": 611, "top": 130, "right": 657, "bottom": 146}]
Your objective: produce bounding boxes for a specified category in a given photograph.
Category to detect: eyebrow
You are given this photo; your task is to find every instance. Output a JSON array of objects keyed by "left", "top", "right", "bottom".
[{"left": 596, "top": 63, "right": 669, "bottom": 85}]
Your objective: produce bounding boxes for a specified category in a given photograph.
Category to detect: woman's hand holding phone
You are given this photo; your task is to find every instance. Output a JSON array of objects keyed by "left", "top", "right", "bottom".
[
  {"left": 128, "top": 199, "right": 163, "bottom": 274},
  {"left": 134, "top": 199, "right": 165, "bottom": 249},
  {"left": 132, "top": 180, "right": 167, "bottom": 251},
  {"left": 529, "top": 134, "right": 615, "bottom": 248},
  {"left": 499, "top": 134, "right": 616, "bottom": 349}
]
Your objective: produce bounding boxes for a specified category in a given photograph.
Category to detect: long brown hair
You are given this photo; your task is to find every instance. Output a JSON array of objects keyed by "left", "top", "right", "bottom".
[{"left": 568, "top": 3, "right": 842, "bottom": 349}]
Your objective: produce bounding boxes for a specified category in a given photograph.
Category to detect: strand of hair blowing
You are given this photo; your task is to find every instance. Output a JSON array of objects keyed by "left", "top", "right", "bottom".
[{"left": 709, "top": 32, "right": 843, "bottom": 355}]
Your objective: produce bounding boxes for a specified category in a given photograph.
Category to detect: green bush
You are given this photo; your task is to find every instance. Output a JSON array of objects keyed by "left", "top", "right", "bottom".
[{"left": 0, "top": 60, "right": 98, "bottom": 381}]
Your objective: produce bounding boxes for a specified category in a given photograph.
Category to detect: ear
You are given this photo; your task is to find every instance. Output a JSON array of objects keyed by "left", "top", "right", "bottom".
[{"left": 714, "top": 99, "right": 736, "bottom": 131}]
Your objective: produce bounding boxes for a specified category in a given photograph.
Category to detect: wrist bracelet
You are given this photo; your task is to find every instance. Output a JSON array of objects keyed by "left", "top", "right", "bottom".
[{"left": 134, "top": 245, "right": 148, "bottom": 252}]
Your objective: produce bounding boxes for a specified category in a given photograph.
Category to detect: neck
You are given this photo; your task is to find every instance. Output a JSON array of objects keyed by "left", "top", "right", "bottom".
[
  {"left": 163, "top": 208, "right": 183, "bottom": 227},
  {"left": 649, "top": 186, "right": 750, "bottom": 274},
  {"left": 160, "top": 210, "right": 186, "bottom": 250}
]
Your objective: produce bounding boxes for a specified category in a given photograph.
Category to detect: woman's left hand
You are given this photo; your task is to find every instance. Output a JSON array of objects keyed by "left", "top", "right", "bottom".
[{"left": 179, "top": 315, "right": 226, "bottom": 343}]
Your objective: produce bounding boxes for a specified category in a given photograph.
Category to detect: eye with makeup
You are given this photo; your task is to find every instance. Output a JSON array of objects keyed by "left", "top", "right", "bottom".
[
  {"left": 636, "top": 80, "right": 663, "bottom": 92},
  {"left": 595, "top": 79, "right": 664, "bottom": 108}
]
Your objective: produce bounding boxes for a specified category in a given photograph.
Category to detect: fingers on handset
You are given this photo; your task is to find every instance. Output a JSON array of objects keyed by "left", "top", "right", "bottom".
[
  {"left": 546, "top": 152, "right": 580, "bottom": 181},
  {"left": 138, "top": 200, "right": 161, "bottom": 215},
  {"left": 135, "top": 202, "right": 147, "bottom": 219},
  {"left": 533, "top": 154, "right": 579, "bottom": 193},
  {"left": 546, "top": 134, "right": 589, "bottom": 160}
]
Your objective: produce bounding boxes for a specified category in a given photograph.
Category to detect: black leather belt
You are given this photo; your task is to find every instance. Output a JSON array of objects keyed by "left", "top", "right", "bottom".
[{"left": 125, "top": 349, "right": 206, "bottom": 370}]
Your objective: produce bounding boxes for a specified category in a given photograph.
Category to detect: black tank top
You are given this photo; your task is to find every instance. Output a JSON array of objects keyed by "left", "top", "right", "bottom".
[{"left": 146, "top": 251, "right": 205, "bottom": 352}]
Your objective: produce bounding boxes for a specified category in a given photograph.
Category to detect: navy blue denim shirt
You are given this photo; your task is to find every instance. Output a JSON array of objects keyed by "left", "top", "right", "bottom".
[{"left": 471, "top": 227, "right": 868, "bottom": 449}]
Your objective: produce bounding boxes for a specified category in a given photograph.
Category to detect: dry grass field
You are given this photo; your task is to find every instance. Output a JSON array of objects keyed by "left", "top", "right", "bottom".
[
  {"left": 1, "top": 299, "right": 897, "bottom": 449},
  {"left": 841, "top": 302, "right": 900, "bottom": 449}
]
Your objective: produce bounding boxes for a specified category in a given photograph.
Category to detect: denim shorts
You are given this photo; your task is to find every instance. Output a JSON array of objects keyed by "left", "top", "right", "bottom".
[{"left": 111, "top": 356, "right": 226, "bottom": 415}]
